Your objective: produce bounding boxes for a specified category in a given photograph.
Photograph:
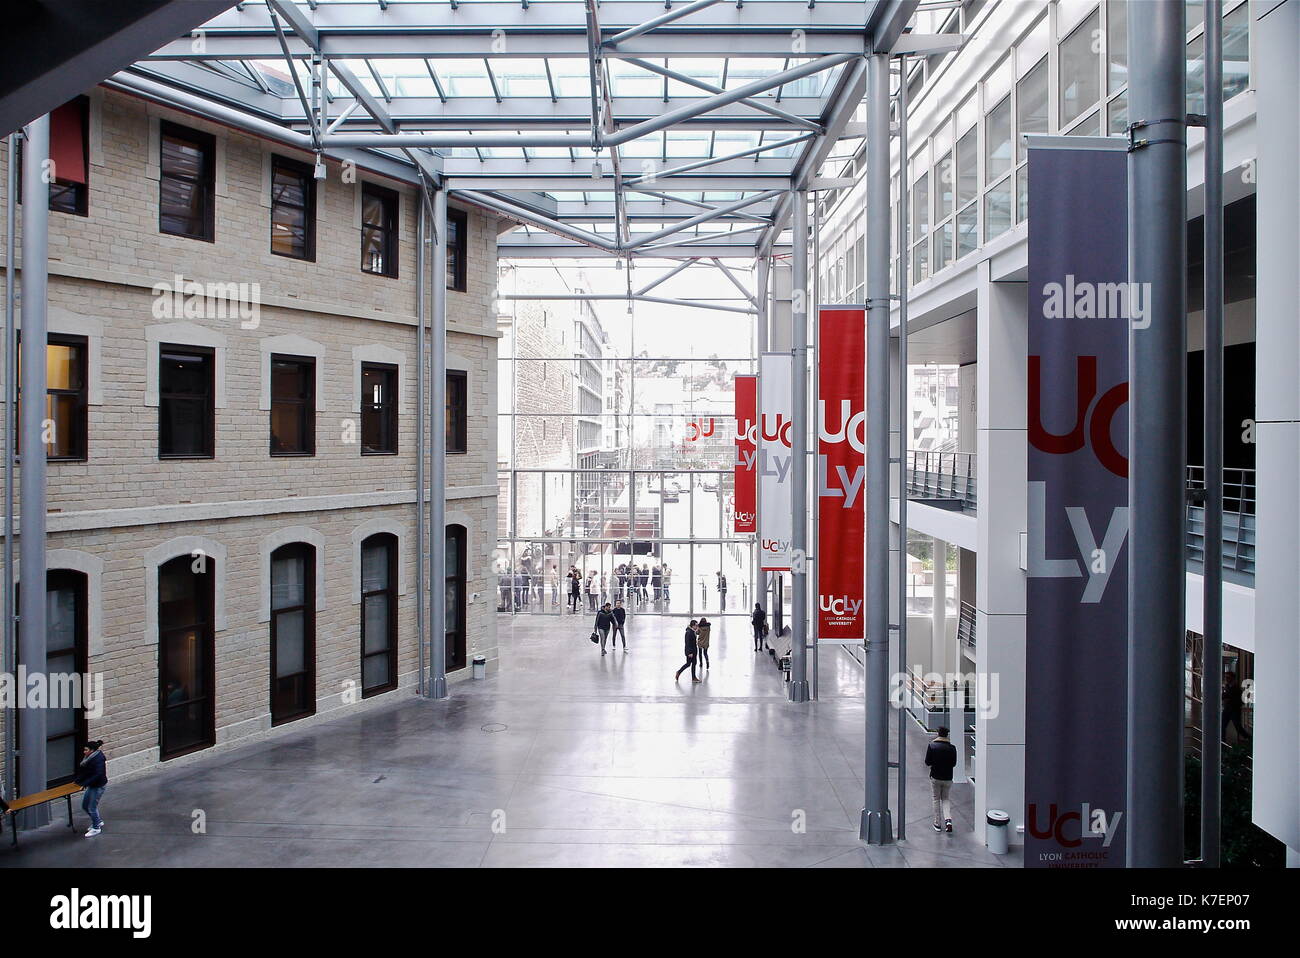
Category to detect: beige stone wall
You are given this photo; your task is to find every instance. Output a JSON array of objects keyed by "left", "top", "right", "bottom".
[{"left": 0, "top": 88, "right": 500, "bottom": 785}]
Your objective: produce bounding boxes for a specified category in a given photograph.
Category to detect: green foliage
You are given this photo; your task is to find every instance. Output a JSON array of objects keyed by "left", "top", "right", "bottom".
[{"left": 1184, "top": 745, "right": 1286, "bottom": 868}]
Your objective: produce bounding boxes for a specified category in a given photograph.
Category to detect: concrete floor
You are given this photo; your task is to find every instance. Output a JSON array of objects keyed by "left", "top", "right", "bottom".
[{"left": 4, "top": 614, "right": 1021, "bottom": 867}]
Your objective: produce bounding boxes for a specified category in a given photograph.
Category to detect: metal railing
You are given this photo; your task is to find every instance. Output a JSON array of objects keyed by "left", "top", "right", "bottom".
[
  {"left": 906, "top": 450, "right": 976, "bottom": 511},
  {"left": 956, "top": 600, "right": 976, "bottom": 653},
  {"left": 1186, "top": 466, "right": 1255, "bottom": 580}
]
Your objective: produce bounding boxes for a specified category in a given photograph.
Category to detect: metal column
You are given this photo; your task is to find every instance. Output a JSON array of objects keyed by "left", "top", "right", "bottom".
[
  {"left": 1125, "top": 0, "right": 1187, "bottom": 867},
  {"left": 755, "top": 255, "right": 770, "bottom": 620},
  {"left": 861, "top": 52, "right": 894, "bottom": 844},
  {"left": 788, "top": 190, "right": 810, "bottom": 703},
  {"left": 427, "top": 187, "right": 449, "bottom": 699},
  {"left": 18, "top": 115, "right": 49, "bottom": 821},
  {"left": 3, "top": 132, "right": 16, "bottom": 804},
  {"left": 894, "top": 55, "right": 910, "bottom": 842},
  {"left": 1199, "top": 0, "right": 1224, "bottom": 869},
  {"left": 415, "top": 188, "right": 427, "bottom": 697},
  {"left": 811, "top": 191, "right": 821, "bottom": 701}
]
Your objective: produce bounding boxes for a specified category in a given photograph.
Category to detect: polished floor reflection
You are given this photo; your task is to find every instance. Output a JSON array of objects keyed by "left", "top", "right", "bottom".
[{"left": 5, "top": 614, "right": 1020, "bottom": 867}]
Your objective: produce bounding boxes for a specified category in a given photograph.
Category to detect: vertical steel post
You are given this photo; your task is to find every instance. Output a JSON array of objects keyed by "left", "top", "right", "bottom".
[
  {"left": 18, "top": 116, "right": 49, "bottom": 821},
  {"left": 1125, "top": 0, "right": 1187, "bottom": 867},
  {"left": 428, "top": 187, "right": 449, "bottom": 699},
  {"left": 789, "top": 190, "right": 810, "bottom": 702},
  {"left": 861, "top": 52, "right": 894, "bottom": 844},
  {"left": 415, "top": 186, "right": 427, "bottom": 697},
  {"left": 811, "top": 190, "right": 821, "bottom": 700},
  {"left": 3, "top": 132, "right": 17, "bottom": 803},
  {"left": 895, "top": 55, "right": 910, "bottom": 841},
  {"left": 756, "top": 256, "right": 769, "bottom": 617},
  {"left": 1200, "top": 0, "right": 1224, "bottom": 868}
]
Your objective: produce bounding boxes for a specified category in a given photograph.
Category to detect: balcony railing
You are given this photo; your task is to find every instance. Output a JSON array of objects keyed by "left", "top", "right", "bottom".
[
  {"left": 906, "top": 450, "right": 977, "bottom": 512},
  {"left": 1186, "top": 466, "right": 1255, "bottom": 581},
  {"left": 956, "top": 600, "right": 977, "bottom": 653}
]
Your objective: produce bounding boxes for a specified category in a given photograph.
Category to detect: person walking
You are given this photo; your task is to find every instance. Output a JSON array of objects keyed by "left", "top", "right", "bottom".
[
  {"left": 696, "top": 617, "right": 712, "bottom": 670},
  {"left": 675, "top": 620, "right": 700, "bottom": 683},
  {"left": 925, "top": 726, "right": 958, "bottom": 833},
  {"left": 595, "top": 602, "right": 615, "bottom": 655},
  {"left": 74, "top": 739, "right": 108, "bottom": 837},
  {"left": 1222, "top": 673, "right": 1251, "bottom": 742},
  {"left": 567, "top": 567, "right": 582, "bottom": 613},
  {"left": 751, "top": 603, "right": 768, "bottom": 651},
  {"left": 611, "top": 598, "right": 628, "bottom": 652}
]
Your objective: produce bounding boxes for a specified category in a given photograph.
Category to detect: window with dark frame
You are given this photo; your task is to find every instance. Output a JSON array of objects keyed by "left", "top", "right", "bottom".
[
  {"left": 17, "top": 97, "right": 90, "bottom": 216},
  {"left": 270, "top": 542, "right": 315, "bottom": 726},
  {"left": 14, "top": 570, "right": 89, "bottom": 790},
  {"left": 270, "top": 155, "right": 316, "bottom": 261},
  {"left": 158, "top": 554, "right": 216, "bottom": 760},
  {"left": 446, "top": 369, "right": 467, "bottom": 455},
  {"left": 361, "top": 183, "right": 398, "bottom": 277},
  {"left": 270, "top": 355, "right": 315, "bottom": 456},
  {"left": 159, "top": 121, "right": 216, "bottom": 241},
  {"left": 445, "top": 525, "right": 467, "bottom": 671},
  {"left": 16, "top": 333, "right": 88, "bottom": 461},
  {"left": 361, "top": 362, "right": 398, "bottom": 455},
  {"left": 446, "top": 207, "right": 468, "bottom": 291},
  {"left": 360, "top": 533, "right": 398, "bottom": 697},
  {"left": 159, "top": 345, "right": 214, "bottom": 459}
]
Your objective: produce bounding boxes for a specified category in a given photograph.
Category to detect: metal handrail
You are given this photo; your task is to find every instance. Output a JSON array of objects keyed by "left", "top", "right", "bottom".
[{"left": 905, "top": 450, "right": 977, "bottom": 510}]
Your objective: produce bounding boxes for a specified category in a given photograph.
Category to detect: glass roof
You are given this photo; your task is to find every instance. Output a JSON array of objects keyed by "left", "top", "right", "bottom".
[{"left": 123, "top": 0, "right": 910, "bottom": 256}]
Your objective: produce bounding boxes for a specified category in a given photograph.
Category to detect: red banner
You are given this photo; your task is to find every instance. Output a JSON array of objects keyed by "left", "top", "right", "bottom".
[
  {"left": 817, "top": 308, "right": 866, "bottom": 640},
  {"left": 733, "top": 374, "right": 757, "bottom": 533}
]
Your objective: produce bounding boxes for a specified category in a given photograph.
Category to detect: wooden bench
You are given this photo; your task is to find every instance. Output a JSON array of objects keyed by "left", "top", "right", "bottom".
[{"left": 0, "top": 783, "right": 83, "bottom": 847}]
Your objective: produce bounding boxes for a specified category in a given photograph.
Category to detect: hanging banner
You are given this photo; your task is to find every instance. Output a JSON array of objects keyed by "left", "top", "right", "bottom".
[
  {"left": 734, "top": 374, "right": 758, "bottom": 533},
  {"left": 758, "top": 352, "right": 794, "bottom": 571},
  {"left": 1025, "top": 136, "right": 1130, "bottom": 868},
  {"left": 817, "top": 308, "right": 866, "bottom": 640}
]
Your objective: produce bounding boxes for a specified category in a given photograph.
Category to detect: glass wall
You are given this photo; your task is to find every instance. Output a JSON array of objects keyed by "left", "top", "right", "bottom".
[{"left": 496, "top": 263, "right": 757, "bottom": 616}]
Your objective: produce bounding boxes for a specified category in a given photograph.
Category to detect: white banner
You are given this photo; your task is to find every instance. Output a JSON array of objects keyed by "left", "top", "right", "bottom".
[{"left": 758, "top": 352, "right": 794, "bottom": 571}]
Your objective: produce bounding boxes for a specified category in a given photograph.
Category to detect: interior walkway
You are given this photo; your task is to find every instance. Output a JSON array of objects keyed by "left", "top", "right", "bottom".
[{"left": 3, "top": 614, "right": 1020, "bottom": 867}]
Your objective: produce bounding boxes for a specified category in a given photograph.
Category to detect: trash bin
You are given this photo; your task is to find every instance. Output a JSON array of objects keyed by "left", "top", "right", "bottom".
[
  {"left": 472, "top": 655, "right": 487, "bottom": 680},
  {"left": 986, "top": 809, "right": 1010, "bottom": 854}
]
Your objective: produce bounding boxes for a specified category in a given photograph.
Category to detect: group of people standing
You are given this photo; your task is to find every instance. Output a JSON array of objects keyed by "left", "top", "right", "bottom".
[{"left": 561, "top": 562, "right": 673, "bottom": 613}]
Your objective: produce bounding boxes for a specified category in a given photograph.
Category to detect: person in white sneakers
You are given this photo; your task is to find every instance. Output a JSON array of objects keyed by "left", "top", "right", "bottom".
[
  {"left": 925, "top": 727, "right": 958, "bottom": 833},
  {"left": 74, "top": 739, "right": 108, "bottom": 837}
]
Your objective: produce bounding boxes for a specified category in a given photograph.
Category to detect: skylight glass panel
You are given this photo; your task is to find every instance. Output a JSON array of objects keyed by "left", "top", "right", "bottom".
[
  {"left": 608, "top": 60, "right": 662, "bottom": 98},
  {"left": 493, "top": 59, "right": 552, "bottom": 97},
  {"left": 723, "top": 59, "right": 787, "bottom": 95},
  {"left": 665, "top": 130, "right": 712, "bottom": 158},
  {"left": 429, "top": 59, "right": 493, "bottom": 97},
  {"left": 548, "top": 59, "right": 592, "bottom": 98}
]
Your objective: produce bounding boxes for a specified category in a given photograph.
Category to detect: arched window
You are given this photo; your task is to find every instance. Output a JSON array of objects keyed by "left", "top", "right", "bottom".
[
  {"left": 271, "top": 543, "right": 315, "bottom": 724},
  {"left": 360, "top": 533, "right": 397, "bottom": 696},
  {"left": 16, "top": 570, "right": 88, "bottom": 789},
  {"left": 158, "top": 554, "right": 215, "bottom": 759},
  {"left": 446, "top": 525, "right": 467, "bottom": 671}
]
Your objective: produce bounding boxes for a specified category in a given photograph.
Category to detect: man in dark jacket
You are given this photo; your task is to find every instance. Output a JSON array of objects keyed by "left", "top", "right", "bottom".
[
  {"left": 73, "top": 740, "right": 108, "bottom": 837},
  {"left": 751, "top": 604, "right": 768, "bottom": 651},
  {"left": 925, "top": 726, "right": 958, "bottom": 832},
  {"left": 611, "top": 599, "right": 628, "bottom": 652},
  {"left": 675, "top": 620, "right": 700, "bottom": 682},
  {"left": 595, "top": 602, "right": 615, "bottom": 655}
]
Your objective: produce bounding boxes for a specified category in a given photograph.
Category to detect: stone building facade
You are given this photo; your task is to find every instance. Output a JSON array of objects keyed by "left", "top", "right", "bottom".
[{"left": 0, "top": 87, "right": 499, "bottom": 783}]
